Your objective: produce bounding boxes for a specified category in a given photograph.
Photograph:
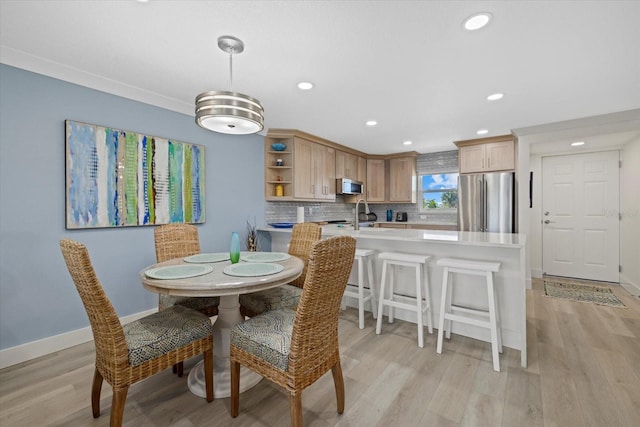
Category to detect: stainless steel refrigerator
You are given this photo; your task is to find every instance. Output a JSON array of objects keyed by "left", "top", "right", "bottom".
[{"left": 458, "top": 172, "right": 515, "bottom": 233}]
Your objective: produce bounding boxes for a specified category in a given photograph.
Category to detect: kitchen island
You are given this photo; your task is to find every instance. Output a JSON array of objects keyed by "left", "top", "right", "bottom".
[{"left": 259, "top": 225, "right": 528, "bottom": 367}]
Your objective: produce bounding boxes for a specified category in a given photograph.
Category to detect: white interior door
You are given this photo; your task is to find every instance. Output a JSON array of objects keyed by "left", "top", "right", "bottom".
[{"left": 542, "top": 151, "right": 620, "bottom": 282}]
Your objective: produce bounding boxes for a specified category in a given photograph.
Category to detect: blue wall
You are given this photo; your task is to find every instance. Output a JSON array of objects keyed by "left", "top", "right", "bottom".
[{"left": 0, "top": 64, "right": 265, "bottom": 350}]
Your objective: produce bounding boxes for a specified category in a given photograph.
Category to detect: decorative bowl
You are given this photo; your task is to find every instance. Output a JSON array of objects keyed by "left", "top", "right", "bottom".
[{"left": 271, "top": 143, "right": 287, "bottom": 151}]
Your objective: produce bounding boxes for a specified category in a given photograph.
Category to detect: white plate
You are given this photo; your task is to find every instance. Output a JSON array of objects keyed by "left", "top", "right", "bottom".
[
  {"left": 184, "top": 253, "right": 229, "bottom": 263},
  {"left": 223, "top": 262, "right": 284, "bottom": 277},
  {"left": 146, "top": 264, "right": 213, "bottom": 280},
  {"left": 242, "top": 252, "right": 291, "bottom": 263}
]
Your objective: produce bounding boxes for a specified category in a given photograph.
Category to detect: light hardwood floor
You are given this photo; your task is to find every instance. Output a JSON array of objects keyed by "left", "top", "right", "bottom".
[{"left": 1, "top": 278, "right": 639, "bottom": 426}]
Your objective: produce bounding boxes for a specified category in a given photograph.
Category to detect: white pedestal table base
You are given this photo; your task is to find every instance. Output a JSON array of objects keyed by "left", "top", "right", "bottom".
[{"left": 187, "top": 294, "right": 262, "bottom": 398}]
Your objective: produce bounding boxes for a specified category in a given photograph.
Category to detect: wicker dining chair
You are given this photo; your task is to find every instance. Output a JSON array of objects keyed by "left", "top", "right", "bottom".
[
  {"left": 230, "top": 235, "right": 356, "bottom": 427},
  {"left": 239, "top": 222, "right": 322, "bottom": 318},
  {"left": 154, "top": 224, "right": 220, "bottom": 317},
  {"left": 59, "top": 239, "right": 214, "bottom": 427}
]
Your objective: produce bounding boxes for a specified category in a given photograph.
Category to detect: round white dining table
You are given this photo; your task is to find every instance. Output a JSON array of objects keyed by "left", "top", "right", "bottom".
[{"left": 140, "top": 253, "right": 303, "bottom": 399}]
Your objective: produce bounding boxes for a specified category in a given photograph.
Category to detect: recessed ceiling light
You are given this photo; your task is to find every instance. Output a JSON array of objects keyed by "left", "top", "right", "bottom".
[
  {"left": 477, "top": 129, "right": 489, "bottom": 135},
  {"left": 297, "top": 81, "right": 314, "bottom": 90},
  {"left": 487, "top": 93, "right": 504, "bottom": 101},
  {"left": 464, "top": 12, "right": 492, "bottom": 31},
  {"left": 366, "top": 120, "right": 378, "bottom": 126},
  {"left": 403, "top": 140, "right": 413, "bottom": 145},
  {"left": 571, "top": 141, "right": 585, "bottom": 146}
]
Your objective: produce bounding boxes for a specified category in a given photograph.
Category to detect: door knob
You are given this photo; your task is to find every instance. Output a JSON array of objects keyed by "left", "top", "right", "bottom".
[
  {"left": 544, "top": 219, "right": 553, "bottom": 224},
  {"left": 544, "top": 211, "right": 550, "bottom": 216}
]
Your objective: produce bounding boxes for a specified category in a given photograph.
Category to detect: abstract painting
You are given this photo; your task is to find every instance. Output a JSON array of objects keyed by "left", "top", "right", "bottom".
[{"left": 65, "top": 120, "right": 205, "bottom": 229}]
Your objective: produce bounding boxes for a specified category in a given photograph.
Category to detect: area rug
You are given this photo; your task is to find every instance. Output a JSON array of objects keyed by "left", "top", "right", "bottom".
[{"left": 543, "top": 279, "right": 626, "bottom": 308}]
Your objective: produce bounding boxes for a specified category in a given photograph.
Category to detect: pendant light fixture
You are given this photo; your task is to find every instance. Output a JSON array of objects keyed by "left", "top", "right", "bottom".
[{"left": 195, "top": 35, "right": 264, "bottom": 135}]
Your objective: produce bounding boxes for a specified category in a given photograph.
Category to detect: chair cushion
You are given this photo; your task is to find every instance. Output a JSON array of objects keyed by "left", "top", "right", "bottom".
[
  {"left": 160, "top": 295, "right": 220, "bottom": 312},
  {"left": 239, "top": 285, "right": 302, "bottom": 316},
  {"left": 231, "top": 309, "right": 296, "bottom": 372},
  {"left": 123, "top": 305, "right": 213, "bottom": 367}
]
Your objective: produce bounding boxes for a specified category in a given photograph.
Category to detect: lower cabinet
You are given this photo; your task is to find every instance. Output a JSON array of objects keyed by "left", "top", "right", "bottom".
[{"left": 375, "top": 223, "right": 458, "bottom": 230}]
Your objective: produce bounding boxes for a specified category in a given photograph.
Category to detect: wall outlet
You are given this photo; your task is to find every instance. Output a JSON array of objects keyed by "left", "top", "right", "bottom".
[{"left": 419, "top": 214, "right": 426, "bottom": 219}]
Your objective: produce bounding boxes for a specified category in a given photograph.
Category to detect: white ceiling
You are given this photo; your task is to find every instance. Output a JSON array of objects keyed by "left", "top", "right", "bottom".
[{"left": 1, "top": 0, "right": 639, "bottom": 154}]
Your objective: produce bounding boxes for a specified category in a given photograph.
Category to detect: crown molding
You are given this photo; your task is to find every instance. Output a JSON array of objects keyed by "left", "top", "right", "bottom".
[{"left": 1, "top": 46, "right": 193, "bottom": 116}]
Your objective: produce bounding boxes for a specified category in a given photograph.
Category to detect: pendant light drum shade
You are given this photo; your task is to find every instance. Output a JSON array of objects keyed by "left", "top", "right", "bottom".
[
  {"left": 195, "top": 90, "right": 264, "bottom": 134},
  {"left": 195, "top": 35, "right": 264, "bottom": 135}
]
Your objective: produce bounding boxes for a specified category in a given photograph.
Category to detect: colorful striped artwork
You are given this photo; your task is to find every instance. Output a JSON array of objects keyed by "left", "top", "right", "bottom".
[{"left": 65, "top": 120, "right": 205, "bottom": 229}]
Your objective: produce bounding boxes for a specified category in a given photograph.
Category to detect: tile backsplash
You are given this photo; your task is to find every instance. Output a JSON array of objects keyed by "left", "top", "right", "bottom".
[{"left": 265, "top": 197, "right": 456, "bottom": 225}]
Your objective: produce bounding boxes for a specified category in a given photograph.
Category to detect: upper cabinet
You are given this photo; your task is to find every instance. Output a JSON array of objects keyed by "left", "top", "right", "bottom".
[
  {"left": 291, "top": 137, "right": 336, "bottom": 201},
  {"left": 335, "top": 150, "right": 358, "bottom": 180},
  {"left": 455, "top": 135, "right": 515, "bottom": 174},
  {"left": 265, "top": 130, "right": 340, "bottom": 202},
  {"left": 389, "top": 156, "right": 417, "bottom": 203},
  {"left": 265, "top": 129, "right": 417, "bottom": 204},
  {"left": 366, "top": 153, "right": 418, "bottom": 204},
  {"left": 366, "top": 158, "right": 386, "bottom": 202}
]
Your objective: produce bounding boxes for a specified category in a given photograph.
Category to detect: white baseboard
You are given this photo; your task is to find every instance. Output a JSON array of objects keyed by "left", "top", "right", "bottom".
[
  {"left": 0, "top": 309, "right": 156, "bottom": 369},
  {"left": 620, "top": 274, "right": 640, "bottom": 296},
  {"left": 531, "top": 268, "right": 543, "bottom": 279}
]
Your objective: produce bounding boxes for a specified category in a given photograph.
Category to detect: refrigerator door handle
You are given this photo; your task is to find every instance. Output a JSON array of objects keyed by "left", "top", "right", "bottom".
[{"left": 483, "top": 179, "right": 488, "bottom": 232}]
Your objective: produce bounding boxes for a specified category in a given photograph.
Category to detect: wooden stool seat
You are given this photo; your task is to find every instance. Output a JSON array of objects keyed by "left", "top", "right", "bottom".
[
  {"left": 375, "top": 252, "right": 433, "bottom": 348},
  {"left": 436, "top": 257, "right": 503, "bottom": 372}
]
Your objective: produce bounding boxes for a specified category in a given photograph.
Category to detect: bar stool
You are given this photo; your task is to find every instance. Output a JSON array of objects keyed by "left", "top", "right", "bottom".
[
  {"left": 436, "top": 257, "right": 503, "bottom": 372},
  {"left": 375, "top": 252, "right": 433, "bottom": 348},
  {"left": 342, "top": 248, "right": 378, "bottom": 329}
]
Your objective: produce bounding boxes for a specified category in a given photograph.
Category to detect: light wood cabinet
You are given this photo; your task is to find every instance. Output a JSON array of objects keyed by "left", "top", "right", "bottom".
[
  {"left": 366, "top": 158, "right": 386, "bottom": 202},
  {"left": 293, "top": 138, "right": 335, "bottom": 201},
  {"left": 293, "top": 138, "right": 315, "bottom": 199},
  {"left": 366, "top": 154, "right": 417, "bottom": 203},
  {"left": 456, "top": 136, "right": 515, "bottom": 174},
  {"left": 265, "top": 132, "right": 336, "bottom": 202},
  {"left": 315, "top": 144, "right": 336, "bottom": 200},
  {"left": 374, "top": 223, "right": 457, "bottom": 230},
  {"left": 265, "top": 129, "right": 416, "bottom": 204},
  {"left": 357, "top": 156, "right": 367, "bottom": 184},
  {"left": 376, "top": 222, "right": 407, "bottom": 229},
  {"left": 389, "top": 156, "right": 416, "bottom": 203},
  {"left": 335, "top": 150, "right": 358, "bottom": 180}
]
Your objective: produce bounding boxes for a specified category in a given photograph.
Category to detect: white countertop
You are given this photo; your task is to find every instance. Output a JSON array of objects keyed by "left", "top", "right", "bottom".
[{"left": 259, "top": 224, "right": 526, "bottom": 248}]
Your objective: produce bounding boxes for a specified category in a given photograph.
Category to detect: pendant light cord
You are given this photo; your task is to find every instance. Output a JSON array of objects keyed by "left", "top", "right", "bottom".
[{"left": 228, "top": 52, "right": 233, "bottom": 91}]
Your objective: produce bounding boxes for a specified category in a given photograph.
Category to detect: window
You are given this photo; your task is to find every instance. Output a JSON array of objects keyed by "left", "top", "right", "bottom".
[{"left": 419, "top": 173, "right": 458, "bottom": 211}]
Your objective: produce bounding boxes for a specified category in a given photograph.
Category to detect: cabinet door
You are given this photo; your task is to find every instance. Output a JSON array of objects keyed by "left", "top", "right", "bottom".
[
  {"left": 293, "top": 138, "right": 315, "bottom": 199},
  {"left": 459, "top": 145, "right": 486, "bottom": 173},
  {"left": 379, "top": 223, "right": 407, "bottom": 229},
  {"left": 335, "top": 150, "right": 358, "bottom": 180},
  {"left": 485, "top": 141, "right": 515, "bottom": 171},
  {"left": 316, "top": 145, "right": 336, "bottom": 200},
  {"left": 357, "top": 156, "right": 367, "bottom": 184},
  {"left": 389, "top": 157, "right": 416, "bottom": 202},
  {"left": 356, "top": 156, "right": 367, "bottom": 192},
  {"left": 366, "top": 159, "right": 386, "bottom": 202}
]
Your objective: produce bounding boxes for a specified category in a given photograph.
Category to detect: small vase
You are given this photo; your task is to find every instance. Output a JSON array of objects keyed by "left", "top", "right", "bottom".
[{"left": 230, "top": 231, "right": 240, "bottom": 264}]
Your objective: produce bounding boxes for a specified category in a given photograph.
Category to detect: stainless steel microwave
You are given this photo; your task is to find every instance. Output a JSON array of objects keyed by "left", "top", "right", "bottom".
[{"left": 336, "top": 178, "right": 363, "bottom": 195}]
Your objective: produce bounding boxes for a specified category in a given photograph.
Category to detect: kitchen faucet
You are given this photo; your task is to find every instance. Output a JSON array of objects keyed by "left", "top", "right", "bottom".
[{"left": 354, "top": 198, "right": 370, "bottom": 231}]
